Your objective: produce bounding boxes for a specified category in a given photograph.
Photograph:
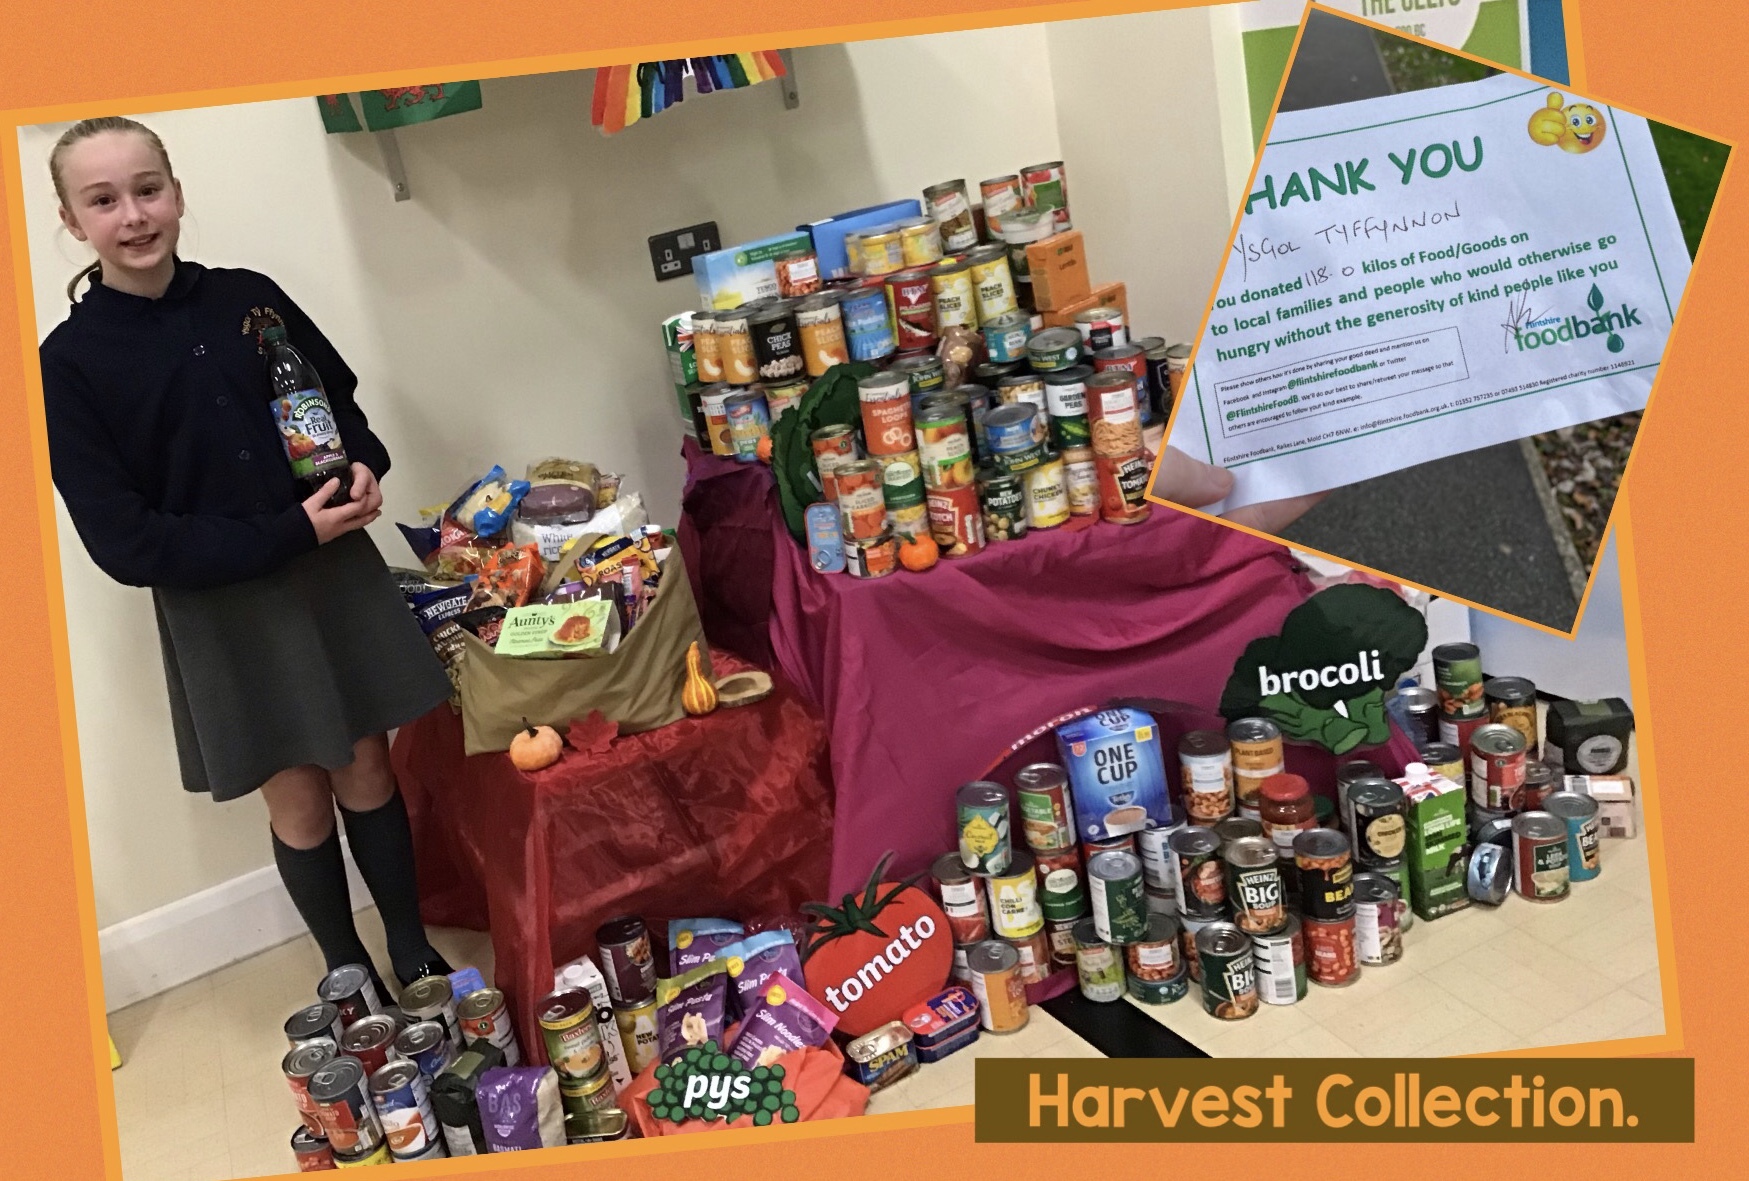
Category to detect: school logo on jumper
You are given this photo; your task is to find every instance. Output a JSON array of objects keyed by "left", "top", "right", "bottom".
[
  {"left": 241, "top": 305, "right": 287, "bottom": 350},
  {"left": 644, "top": 1043, "right": 799, "bottom": 1125},
  {"left": 1514, "top": 284, "right": 1639, "bottom": 355},
  {"left": 1220, "top": 584, "right": 1428, "bottom": 754}
]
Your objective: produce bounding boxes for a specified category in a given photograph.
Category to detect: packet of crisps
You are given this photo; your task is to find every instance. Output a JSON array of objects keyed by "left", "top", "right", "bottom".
[
  {"left": 727, "top": 976, "right": 837, "bottom": 1068},
  {"left": 655, "top": 959, "right": 732, "bottom": 1064}
]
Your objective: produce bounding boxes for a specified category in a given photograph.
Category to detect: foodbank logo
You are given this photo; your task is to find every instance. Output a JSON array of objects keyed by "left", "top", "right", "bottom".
[
  {"left": 646, "top": 1042, "right": 800, "bottom": 1126},
  {"left": 1220, "top": 584, "right": 1427, "bottom": 754},
  {"left": 1514, "top": 284, "right": 1639, "bottom": 355}
]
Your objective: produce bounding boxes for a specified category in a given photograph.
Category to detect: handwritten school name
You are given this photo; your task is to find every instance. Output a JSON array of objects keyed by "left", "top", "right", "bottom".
[{"left": 1247, "top": 138, "right": 1485, "bottom": 216}]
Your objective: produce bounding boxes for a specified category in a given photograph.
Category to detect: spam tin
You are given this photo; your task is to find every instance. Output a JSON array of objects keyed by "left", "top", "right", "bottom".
[
  {"left": 902, "top": 987, "right": 982, "bottom": 1063},
  {"left": 843, "top": 1021, "right": 918, "bottom": 1091},
  {"left": 805, "top": 502, "right": 846, "bottom": 574}
]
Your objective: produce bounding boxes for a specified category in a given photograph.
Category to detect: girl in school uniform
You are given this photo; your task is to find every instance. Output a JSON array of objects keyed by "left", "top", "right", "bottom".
[{"left": 40, "top": 116, "right": 453, "bottom": 998}]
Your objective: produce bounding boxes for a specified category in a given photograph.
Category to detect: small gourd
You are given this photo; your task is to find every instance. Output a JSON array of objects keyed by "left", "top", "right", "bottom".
[
  {"left": 681, "top": 641, "right": 718, "bottom": 715},
  {"left": 898, "top": 532, "right": 939, "bottom": 572},
  {"left": 509, "top": 717, "right": 563, "bottom": 772}
]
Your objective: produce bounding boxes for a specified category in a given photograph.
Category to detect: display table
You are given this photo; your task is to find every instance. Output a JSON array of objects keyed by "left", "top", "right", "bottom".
[
  {"left": 678, "top": 442, "right": 1419, "bottom": 899},
  {"left": 392, "top": 658, "right": 834, "bottom": 1065}
]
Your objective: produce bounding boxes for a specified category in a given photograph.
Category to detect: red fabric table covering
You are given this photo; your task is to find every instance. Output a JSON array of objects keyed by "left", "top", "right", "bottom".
[
  {"left": 677, "top": 441, "right": 1421, "bottom": 908},
  {"left": 392, "top": 659, "right": 834, "bottom": 1065}
]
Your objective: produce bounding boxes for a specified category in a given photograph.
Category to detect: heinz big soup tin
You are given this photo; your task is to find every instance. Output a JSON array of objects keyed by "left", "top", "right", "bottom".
[{"left": 1055, "top": 709, "right": 1169, "bottom": 843}]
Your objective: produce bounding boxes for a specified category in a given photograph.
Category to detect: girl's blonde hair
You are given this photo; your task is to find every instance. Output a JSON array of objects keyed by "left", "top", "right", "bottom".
[{"left": 50, "top": 117, "right": 177, "bottom": 301}]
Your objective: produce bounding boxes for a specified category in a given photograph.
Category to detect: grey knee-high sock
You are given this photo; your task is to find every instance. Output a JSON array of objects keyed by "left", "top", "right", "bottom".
[
  {"left": 272, "top": 827, "right": 374, "bottom": 974},
  {"left": 339, "top": 790, "right": 439, "bottom": 984}
]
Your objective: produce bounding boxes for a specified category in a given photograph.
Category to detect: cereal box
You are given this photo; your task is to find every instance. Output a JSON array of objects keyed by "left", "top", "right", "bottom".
[{"left": 1055, "top": 708, "right": 1169, "bottom": 842}]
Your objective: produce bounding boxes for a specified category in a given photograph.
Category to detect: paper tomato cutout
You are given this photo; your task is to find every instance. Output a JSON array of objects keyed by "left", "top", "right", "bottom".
[{"left": 801, "top": 854, "right": 952, "bottom": 1039}]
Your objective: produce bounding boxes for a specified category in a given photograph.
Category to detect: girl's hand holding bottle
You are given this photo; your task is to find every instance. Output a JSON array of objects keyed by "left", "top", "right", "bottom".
[{"left": 302, "top": 462, "right": 382, "bottom": 544}]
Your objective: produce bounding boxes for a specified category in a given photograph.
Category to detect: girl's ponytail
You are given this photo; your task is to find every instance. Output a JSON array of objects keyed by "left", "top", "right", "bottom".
[{"left": 49, "top": 117, "right": 176, "bottom": 304}]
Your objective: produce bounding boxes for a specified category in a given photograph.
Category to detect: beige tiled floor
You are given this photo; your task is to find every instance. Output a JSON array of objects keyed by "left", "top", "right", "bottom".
[
  {"left": 107, "top": 912, "right": 1095, "bottom": 1180},
  {"left": 1125, "top": 732, "right": 1663, "bottom": 1057}
]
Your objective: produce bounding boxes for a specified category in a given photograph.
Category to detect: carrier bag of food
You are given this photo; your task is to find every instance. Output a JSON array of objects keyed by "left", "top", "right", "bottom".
[
  {"left": 456, "top": 544, "right": 711, "bottom": 753},
  {"left": 728, "top": 978, "right": 836, "bottom": 1067},
  {"left": 655, "top": 960, "right": 732, "bottom": 1063},
  {"left": 477, "top": 1066, "right": 566, "bottom": 1152}
]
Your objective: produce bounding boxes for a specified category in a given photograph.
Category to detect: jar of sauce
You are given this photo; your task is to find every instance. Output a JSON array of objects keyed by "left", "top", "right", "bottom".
[{"left": 1258, "top": 773, "right": 1316, "bottom": 860}]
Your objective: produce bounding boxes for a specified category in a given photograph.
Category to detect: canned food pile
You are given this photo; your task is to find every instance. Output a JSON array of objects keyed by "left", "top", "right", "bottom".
[
  {"left": 659, "top": 161, "right": 1198, "bottom": 577},
  {"left": 936, "top": 656, "right": 1638, "bottom": 1030}
]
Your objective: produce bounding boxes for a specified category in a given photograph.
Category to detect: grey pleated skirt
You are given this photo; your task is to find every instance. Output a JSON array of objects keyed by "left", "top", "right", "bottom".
[{"left": 153, "top": 528, "right": 453, "bottom": 801}]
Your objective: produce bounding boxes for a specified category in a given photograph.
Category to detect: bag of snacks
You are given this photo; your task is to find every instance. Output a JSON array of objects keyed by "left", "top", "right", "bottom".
[
  {"left": 449, "top": 466, "right": 532, "bottom": 539},
  {"left": 467, "top": 543, "right": 545, "bottom": 610}
]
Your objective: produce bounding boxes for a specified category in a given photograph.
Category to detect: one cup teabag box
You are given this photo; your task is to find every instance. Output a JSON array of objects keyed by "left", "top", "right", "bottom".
[
  {"left": 1396, "top": 764, "right": 1471, "bottom": 921},
  {"left": 1055, "top": 708, "right": 1170, "bottom": 842}
]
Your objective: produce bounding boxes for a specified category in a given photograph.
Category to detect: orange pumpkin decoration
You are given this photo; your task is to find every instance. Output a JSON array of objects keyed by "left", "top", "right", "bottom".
[
  {"left": 756, "top": 435, "right": 774, "bottom": 463},
  {"left": 898, "top": 533, "right": 939, "bottom": 572},
  {"left": 509, "top": 717, "right": 563, "bottom": 772}
]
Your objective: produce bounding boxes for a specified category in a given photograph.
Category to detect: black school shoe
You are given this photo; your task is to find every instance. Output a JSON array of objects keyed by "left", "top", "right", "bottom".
[{"left": 396, "top": 952, "right": 456, "bottom": 992}]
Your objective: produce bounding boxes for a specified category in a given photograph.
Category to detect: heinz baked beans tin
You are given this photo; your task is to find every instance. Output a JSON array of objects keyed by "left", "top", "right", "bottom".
[
  {"left": 1469, "top": 723, "right": 1528, "bottom": 811},
  {"left": 1169, "top": 826, "right": 1226, "bottom": 920},
  {"left": 291, "top": 1125, "right": 333, "bottom": 1172},
  {"left": 933, "top": 851, "right": 990, "bottom": 943},
  {"left": 456, "top": 988, "right": 521, "bottom": 1067},
  {"left": 983, "top": 849, "right": 1044, "bottom": 938},
  {"left": 308, "top": 1055, "right": 384, "bottom": 1157},
  {"left": 1223, "top": 836, "right": 1288, "bottom": 935},
  {"left": 1301, "top": 914, "right": 1359, "bottom": 986},
  {"left": 1251, "top": 915, "right": 1306, "bottom": 1005},
  {"left": 1072, "top": 918, "right": 1124, "bottom": 1003},
  {"left": 1087, "top": 850, "right": 1148, "bottom": 943},
  {"left": 845, "top": 529, "right": 899, "bottom": 579},
  {"left": 1294, "top": 828, "right": 1355, "bottom": 919},
  {"left": 1352, "top": 873, "right": 1405, "bottom": 965},
  {"left": 1545, "top": 790, "right": 1602, "bottom": 882},
  {"left": 286, "top": 1002, "right": 346, "bottom": 1050},
  {"left": 1513, "top": 811, "right": 1571, "bottom": 901},
  {"left": 318, "top": 965, "right": 381, "bottom": 1029},
  {"left": 1014, "top": 763, "right": 1076, "bottom": 852},
  {"left": 968, "top": 941, "right": 1029, "bottom": 1033},
  {"left": 957, "top": 780, "right": 1012, "bottom": 874},
  {"left": 1195, "top": 922, "right": 1260, "bottom": 1020},
  {"left": 284, "top": 1041, "right": 338, "bottom": 1138},
  {"left": 1433, "top": 642, "right": 1486, "bottom": 719}
]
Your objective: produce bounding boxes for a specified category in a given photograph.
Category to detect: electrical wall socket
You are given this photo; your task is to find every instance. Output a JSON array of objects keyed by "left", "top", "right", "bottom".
[{"left": 649, "top": 221, "right": 720, "bottom": 282}]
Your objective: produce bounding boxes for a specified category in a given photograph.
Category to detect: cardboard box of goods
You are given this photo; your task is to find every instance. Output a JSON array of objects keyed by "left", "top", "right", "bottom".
[
  {"left": 802, "top": 199, "right": 923, "bottom": 281},
  {"left": 1026, "top": 230, "right": 1092, "bottom": 311},
  {"left": 1565, "top": 774, "right": 1638, "bottom": 839},
  {"left": 693, "top": 230, "right": 817, "bottom": 311},
  {"left": 1545, "top": 698, "right": 1635, "bottom": 775},
  {"left": 1042, "top": 281, "right": 1129, "bottom": 332},
  {"left": 1399, "top": 769, "right": 1471, "bottom": 921}
]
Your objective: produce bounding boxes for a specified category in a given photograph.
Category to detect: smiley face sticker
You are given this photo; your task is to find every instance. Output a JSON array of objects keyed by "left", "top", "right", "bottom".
[{"left": 1528, "top": 92, "right": 1608, "bottom": 154}]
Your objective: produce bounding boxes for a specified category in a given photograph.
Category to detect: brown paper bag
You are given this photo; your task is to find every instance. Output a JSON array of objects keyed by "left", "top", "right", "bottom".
[{"left": 457, "top": 547, "right": 712, "bottom": 754}]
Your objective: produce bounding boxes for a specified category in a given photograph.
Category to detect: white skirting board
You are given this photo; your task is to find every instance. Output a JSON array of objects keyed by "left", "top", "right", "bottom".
[{"left": 97, "top": 841, "right": 371, "bottom": 1013}]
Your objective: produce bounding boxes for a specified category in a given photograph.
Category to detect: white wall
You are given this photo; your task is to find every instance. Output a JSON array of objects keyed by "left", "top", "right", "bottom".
[{"left": 20, "top": 15, "right": 1248, "bottom": 940}]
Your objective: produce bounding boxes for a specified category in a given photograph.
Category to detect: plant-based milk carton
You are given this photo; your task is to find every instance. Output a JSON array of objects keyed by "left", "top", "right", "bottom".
[
  {"left": 1055, "top": 708, "right": 1169, "bottom": 842},
  {"left": 1397, "top": 763, "right": 1471, "bottom": 921}
]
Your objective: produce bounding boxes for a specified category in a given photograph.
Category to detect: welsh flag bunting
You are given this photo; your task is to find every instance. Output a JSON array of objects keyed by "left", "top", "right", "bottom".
[{"left": 316, "top": 81, "right": 483, "bottom": 134}]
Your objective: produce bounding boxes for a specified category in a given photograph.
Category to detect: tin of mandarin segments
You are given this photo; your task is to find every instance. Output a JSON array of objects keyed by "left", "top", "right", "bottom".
[
  {"left": 967, "top": 941, "right": 1029, "bottom": 1033},
  {"left": 956, "top": 780, "right": 1011, "bottom": 874},
  {"left": 318, "top": 965, "right": 382, "bottom": 1029},
  {"left": 1014, "top": 763, "right": 1077, "bottom": 852},
  {"left": 1087, "top": 850, "right": 1148, "bottom": 943},
  {"left": 1432, "top": 642, "right": 1486, "bottom": 719},
  {"left": 284, "top": 1041, "right": 338, "bottom": 1139},
  {"left": 1168, "top": 826, "right": 1227, "bottom": 920},
  {"left": 983, "top": 849, "right": 1045, "bottom": 939},
  {"left": 370, "top": 1058, "right": 440, "bottom": 1161},
  {"left": 1485, "top": 677, "right": 1539, "bottom": 756},
  {"left": 1227, "top": 717, "right": 1285, "bottom": 814},
  {"left": 834, "top": 459, "right": 887, "bottom": 542},
  {"left": 1544, "top": 792, "right": 1603, "bottom": 881},
  {"left": 1096, "top": 451, "right": 1152, "bottom": 525},
  {"left": 858, "top": 370, "right": 915, "bottom": 455},
  {"left": 538, "top": 989, "right": 604, "bottom": 1083},
  {"left": 1294, "top": 828, "right": 1355, "bottom": 920},
  {"left": 291, "top": 1126, "right": 333, "bottom": 1172},
  {"left": 1135, "top": 808, "right": 1189, "bottom": 891},
  {"left": 1251, "top": 915, "right": 1306, "bottom": 1005},
  {"left": 286, "top": 1003, "right": 346, "bottom": 1050},
  {"left": 1301, "top": 913, "right": 1359, "bottom": 986},
  {"left": 1195, "top": 922, "right": 1260, "bottom": 1020},
  {"left": 393, "top": 1021, "right": 451, "bottom": 1085},
  {"left": 915, "top": 398, "right": 975, "bottom": 490},
  {"left": 308, "top": 1055, "right": 384, "bottom": 1157},
  {"left": 456, "top": 988, "right": 521, "bottom": 1067},
  {"left": 1222, "top": 836, "right": 1288, "bottom": 935},
  {"left": 927, "top": 483, "right": 986, "bottom": 558},
  {"left": 1511, "top": 808, "right": 1567, "bottom": 902},
  {"left": 1469, "top": 723, "right": 1528, "bottom": 812},
  {"left": 339, "top": 1015, "right": 397, "bottom": 1079},
  {"left": 1073, "top": 918, "right": 1125, "bottom": 1003}
]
